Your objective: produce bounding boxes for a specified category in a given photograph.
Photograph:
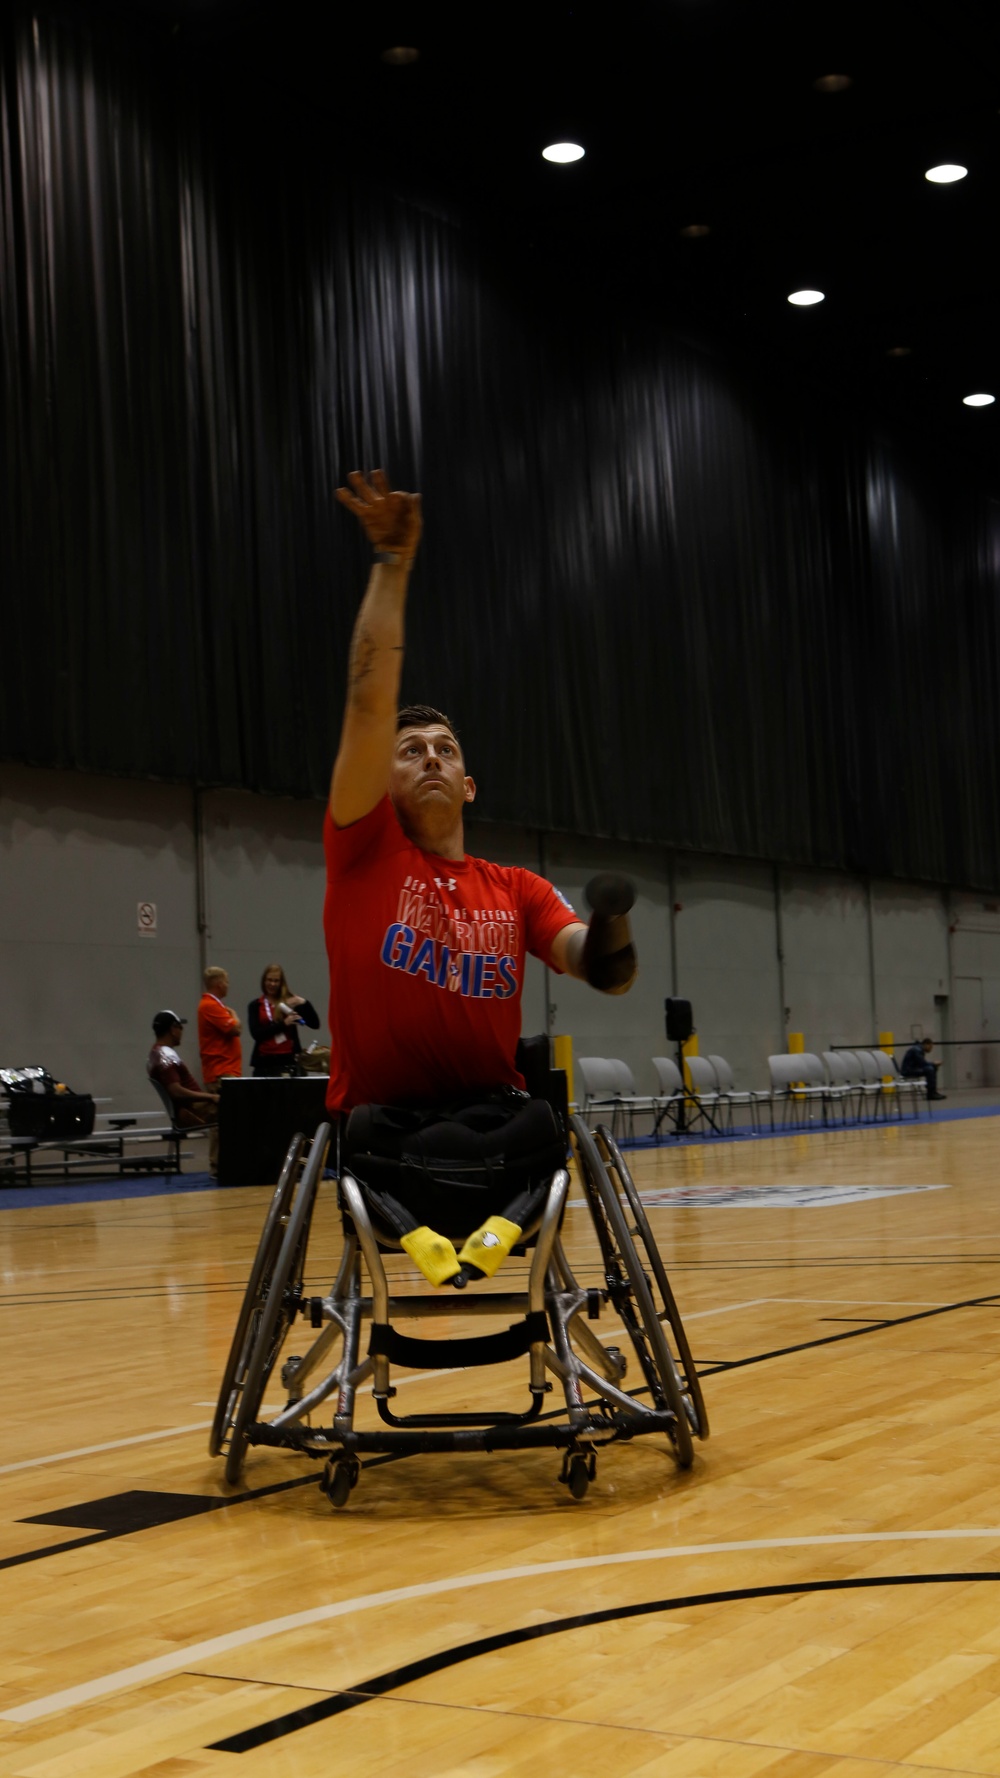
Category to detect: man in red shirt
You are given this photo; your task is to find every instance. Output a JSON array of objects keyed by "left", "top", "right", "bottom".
[
  {"left": 198, "top": 966, "right": 243, "bottom": 1086},
  {"left": 324, "top": 470, "right": 636, "bottom": 1283}
]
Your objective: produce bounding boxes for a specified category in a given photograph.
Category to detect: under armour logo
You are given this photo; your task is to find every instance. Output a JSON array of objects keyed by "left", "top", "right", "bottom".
[{"left": 435, "top": 876, "right": 457, "bottom": 892}]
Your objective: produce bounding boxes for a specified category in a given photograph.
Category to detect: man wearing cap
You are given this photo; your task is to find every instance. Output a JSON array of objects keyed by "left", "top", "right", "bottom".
[{"left": 148, "top": 1011, "right": 220, "bottom": 1173}]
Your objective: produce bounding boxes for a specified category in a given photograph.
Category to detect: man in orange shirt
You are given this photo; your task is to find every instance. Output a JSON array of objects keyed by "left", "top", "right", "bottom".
[{"left": 198, "top": 967, "right": 243, "bottom": 1086}]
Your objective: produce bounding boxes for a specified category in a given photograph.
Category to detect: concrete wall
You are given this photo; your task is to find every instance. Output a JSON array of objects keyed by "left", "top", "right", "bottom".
[
  {"left": 0, "top": 761, "right": 978, "bottom": 1108},
  {"left": 948, "top": 894, "right": 1000, "bottom": 1087},
  {"left": 0, "top": 765, "right": 200, "bottom": 1109}
]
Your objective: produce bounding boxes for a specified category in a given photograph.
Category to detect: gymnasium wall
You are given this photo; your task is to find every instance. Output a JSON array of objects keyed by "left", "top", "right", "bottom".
[
  {"left": 3, "top": 10, "right": 1000, "bottom": 891},
  {"left": 0, "top": 764, "right": 961, "bottom": 1110}
]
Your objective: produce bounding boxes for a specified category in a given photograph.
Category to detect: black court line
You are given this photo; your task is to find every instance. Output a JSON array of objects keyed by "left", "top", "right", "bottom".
[
  {"left": 207, "top": 1570, "right": 1000, "bottom": 1753},
  {"left": 1, "top": 1472, "right": 322, "bottom": 1571},
  {"left": 693, "top": 1289, "right": 1000, "bottom": 1377},
  {"left": 1, "top": 1452, "right": 410, "bottom": 1572},
  {"left": 8, "top": 1290, "right": 1000, "bottom": 1570}
]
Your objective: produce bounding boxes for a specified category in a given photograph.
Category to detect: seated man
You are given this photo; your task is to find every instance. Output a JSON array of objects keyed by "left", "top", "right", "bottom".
[
  {"left": 900, "top": 1037, "right": 946, "bottom": 1101},
  {"left": 148, "top": 1010, "right": 221, "bottom": 1173},
  {"left": 325, "top": 470, "right": 636, "bottom": 1284}
]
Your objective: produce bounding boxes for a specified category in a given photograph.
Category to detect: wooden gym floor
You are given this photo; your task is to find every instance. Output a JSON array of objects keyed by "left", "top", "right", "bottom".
[{"left": 3, "top": 1111, "right": 1000, "bottom": 1777}]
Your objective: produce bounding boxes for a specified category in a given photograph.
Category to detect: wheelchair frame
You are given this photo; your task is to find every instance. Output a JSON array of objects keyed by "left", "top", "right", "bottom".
[{"left": 212, "top": 1113, "right": 707, "bottom": 1504}]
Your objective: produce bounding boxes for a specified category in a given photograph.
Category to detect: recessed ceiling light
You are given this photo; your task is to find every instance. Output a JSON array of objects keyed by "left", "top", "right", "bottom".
[
  {"left": 542, "top": 142, "right": 585, "bottom": 164},
  {"left": 679, "top": 224, "right": 710, "bottom": 238},
  {"left": 381, "top": 46, "right": 419, "bottom": 65},
  {"left": 925, "top": 163, "right": 967, "bottom": 183},
  {"left": 962, "top": 393, "right": 995, "bottom": 407},
  {"left": 788, "top": 289, "right": 825, "bottom": 306},
  {"left": 886, "top": 346, "right": 913, "bottom": 357},
  {"left": 813, "top": 74, "right": 852, "bottom": 93}
]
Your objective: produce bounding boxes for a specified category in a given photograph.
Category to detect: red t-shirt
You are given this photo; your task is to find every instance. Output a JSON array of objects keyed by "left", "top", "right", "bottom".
[
  {"left": 323, "top": 796, "right": 578, "bottom": 1112},
  {"left": 198, "top": 994, "right": 242, "bottom": 1083}
]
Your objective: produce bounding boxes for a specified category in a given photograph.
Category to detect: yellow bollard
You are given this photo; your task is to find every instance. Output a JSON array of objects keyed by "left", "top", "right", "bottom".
[
  {"left": 682, "top": 1032, "right": 699, "bottom": 1089},
  {"left": 879, "top": 1031, "right": 895, "bottom": 1087}
]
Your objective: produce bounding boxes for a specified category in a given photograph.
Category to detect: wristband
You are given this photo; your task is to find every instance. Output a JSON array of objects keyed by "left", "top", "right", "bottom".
[{"left": 374, "top": 550, "right": 403, "bottom": 566}]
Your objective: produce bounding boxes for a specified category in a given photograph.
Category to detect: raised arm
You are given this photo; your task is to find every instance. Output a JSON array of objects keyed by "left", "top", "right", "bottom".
[
  {"left": 330, "top": 469, "right": 423, "bottom": 827},
  {"left": 549, "top": 874, "right": 638, "bottom": 995}
]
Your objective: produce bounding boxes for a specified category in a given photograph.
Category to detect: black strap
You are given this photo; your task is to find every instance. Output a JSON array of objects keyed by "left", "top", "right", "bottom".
[{"left": 368, "top": 1312, "right": 549, "bottom": 1370}]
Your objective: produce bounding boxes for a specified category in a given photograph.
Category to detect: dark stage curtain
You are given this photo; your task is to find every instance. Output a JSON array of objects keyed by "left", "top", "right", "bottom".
[{"left": 3, "top": 11, "right": 1000, "bottom": 887}]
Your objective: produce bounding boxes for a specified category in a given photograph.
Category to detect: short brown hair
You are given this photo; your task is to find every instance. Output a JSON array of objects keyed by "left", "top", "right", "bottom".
[{"left": 396, "top": 704, "right": 460, "bottom": 741}]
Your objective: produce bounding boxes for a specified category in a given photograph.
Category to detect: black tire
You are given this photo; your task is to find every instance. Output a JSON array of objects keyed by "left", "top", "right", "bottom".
[
  {"left": 594, "top": 1125, "right": 708, "bottom": 1441},
  {"left": 209, "top": 1136, "right": 305, "bottom": 1458},
  {"left": 571, "top": 1116, "right": 694, "bottom": 1469},
  {"left": 223, "top": 1134, "right": 326, "bottom": 1484},
  {"left": 568, "top": 1454, "right": 590, "bottom": 1499}
]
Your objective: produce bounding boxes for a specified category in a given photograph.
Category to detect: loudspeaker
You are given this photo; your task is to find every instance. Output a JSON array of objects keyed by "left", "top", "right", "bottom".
[{"left": 664, "top": 997, "right": 694, "bottom": 1044}]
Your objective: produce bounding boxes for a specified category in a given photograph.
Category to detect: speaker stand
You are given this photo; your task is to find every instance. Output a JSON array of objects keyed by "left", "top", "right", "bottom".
[{"left": 653, "top": 1041, "right": 723, "bottom": 1140}]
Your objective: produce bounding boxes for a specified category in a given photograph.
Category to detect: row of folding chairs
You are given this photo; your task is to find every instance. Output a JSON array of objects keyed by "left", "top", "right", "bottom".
[
  {"left": 577, "top": 1048, "right": 930, "bottom": 1141},
  {"left": 767, "top": 1049, "right": 929, "bottom": 1127},
  {"left": 577, "top": 1054, "right": 772, "bottom": 1139}
]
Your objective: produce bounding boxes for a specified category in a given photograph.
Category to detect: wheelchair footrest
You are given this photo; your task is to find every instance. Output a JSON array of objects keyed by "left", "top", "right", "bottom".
[{"left": 368, "top": 1311, "right": 549, "bottom": 1370}]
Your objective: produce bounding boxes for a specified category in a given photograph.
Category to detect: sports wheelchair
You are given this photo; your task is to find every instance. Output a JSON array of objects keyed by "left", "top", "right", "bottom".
[{"left": 211, "top": 1063, "right": 707, "bottom": 1506}]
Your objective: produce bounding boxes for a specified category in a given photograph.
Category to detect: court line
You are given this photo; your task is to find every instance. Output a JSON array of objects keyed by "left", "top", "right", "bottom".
[
  {"left": 212, "top": 1570, "right": 1000, "bottom": 1752},
  {"left": 0, "top": 1422, "right": 213, "bottom": 1476},
  {"left": 0, "top": 1372, "right": 472, "bottom": 1477},
  {"left": 6, "top": 1528, "right": 1000, "bottom": 1724},
  {"left": 0, "top": 1284, "right": 955, "bottom": 1478}
]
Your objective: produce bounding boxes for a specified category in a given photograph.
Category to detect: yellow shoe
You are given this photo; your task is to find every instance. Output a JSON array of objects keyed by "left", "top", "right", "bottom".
[
  {"left": 400, "top": 1226, "right": 462, "bottom": 1287},
  {"left": 457, "top": 1215, "right": 522, "bottom": 1280}
]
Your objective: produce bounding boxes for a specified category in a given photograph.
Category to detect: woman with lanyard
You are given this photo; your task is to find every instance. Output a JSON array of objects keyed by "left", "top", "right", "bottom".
[{"left": 248, "top": 963, "right": 320, "bottom": 1076}]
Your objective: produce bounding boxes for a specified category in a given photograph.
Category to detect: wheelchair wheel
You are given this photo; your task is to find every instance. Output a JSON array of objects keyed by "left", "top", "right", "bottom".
[
  {"left": 223, "top": 1146, "right": 322, "bottom": 1484},
  {"left": 571, "top": 1116, "right": 694, "bottom": 1469},
  {"left": 209, "top": 1136, "right": 305, "bottom": 1459},
  {"left": 593, "top": 1125, "right": 708, "bottom": 1441}
]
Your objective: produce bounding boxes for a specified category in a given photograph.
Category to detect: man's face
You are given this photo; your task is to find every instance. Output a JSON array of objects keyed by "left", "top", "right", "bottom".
[
  {"left": 167, "top": 1022, "right": 183, "bottom": 1046},
  {"left": 215, "top": 973, "right": 229, "bottom": 998},
  {"left": 389, "top": 725, "right": 475, "bottom": 829}
]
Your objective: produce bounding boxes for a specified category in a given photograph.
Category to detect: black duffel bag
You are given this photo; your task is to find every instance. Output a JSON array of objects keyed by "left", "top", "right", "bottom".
[{"left": 7, "top": 1093, "right": 95, "bottom": 1140}]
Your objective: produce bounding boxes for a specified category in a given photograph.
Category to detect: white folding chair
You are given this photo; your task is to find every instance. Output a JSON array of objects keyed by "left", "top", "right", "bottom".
[{"left": 709, "top": 1054, "right": 773, "bottom": 1133}]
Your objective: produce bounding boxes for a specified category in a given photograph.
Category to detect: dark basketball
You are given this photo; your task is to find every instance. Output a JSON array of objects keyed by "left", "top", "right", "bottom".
[{"left": 585, "top": 873, "right": 635, "bottom": 918}]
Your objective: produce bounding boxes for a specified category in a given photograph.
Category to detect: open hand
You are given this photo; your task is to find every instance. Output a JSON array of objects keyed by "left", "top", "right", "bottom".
[{"left": 335, "top": 469, "right": 422, "bottom": 562}]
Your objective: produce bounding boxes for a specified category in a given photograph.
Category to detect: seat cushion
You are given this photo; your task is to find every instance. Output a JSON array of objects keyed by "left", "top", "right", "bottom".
[{"left": 343, "top": 1094, "right": 565, "bottom": 1239}]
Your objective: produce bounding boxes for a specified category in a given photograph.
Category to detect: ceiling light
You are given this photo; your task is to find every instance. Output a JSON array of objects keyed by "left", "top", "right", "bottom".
[
  {"left": 962, "top": 393, "right": 995, "bottom": 407},
  {"left": 813, "top": 74, "right": 852, "bottom": 93},
  {"left": 788, "top": 289, "right": 825, "bottom": 306},
  {"left": 924, "top": 164, "right": 967, "bottom": 183},
  {"left": 381, "top": 46, "right": 419, "bottom": 65},
  {"left": 886, "top": 346, "right": 912, "bottom": 357},
  {"left": 679, "top": 224, "right": 710, "bottom": 238},
  {"left": 542, "top": 142, "right": 585, "bottom": 164}
]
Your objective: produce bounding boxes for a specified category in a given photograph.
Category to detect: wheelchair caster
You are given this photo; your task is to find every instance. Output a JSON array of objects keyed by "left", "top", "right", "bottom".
[
  {"left": 605, "top": 1345, "right": 627, "bottom": 1380},
  {"left": 560, "top": 1449, "right": 596, "bottom": 1500},
  {"left": 322, "top": 1457, "right": 360, "bottom": 1509},
  {"left": 280, "top": 1355, "right": 302, "bottom": 1390}
]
